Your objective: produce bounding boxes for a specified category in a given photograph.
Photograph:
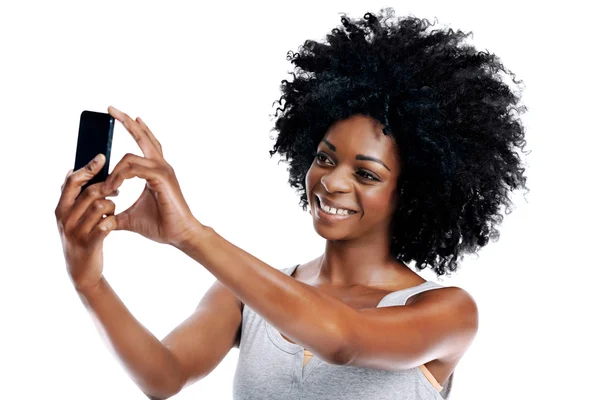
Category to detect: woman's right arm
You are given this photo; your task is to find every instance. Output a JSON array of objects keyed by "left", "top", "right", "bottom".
[
  {"left": 76, "top": 276, "right": 184, "bottom": 399},
  {"left": 57, "top": 155, "right": 242, "bottom": 400},
  {"left": 76, "top": 275, "right": 243, "bottom": 400}
]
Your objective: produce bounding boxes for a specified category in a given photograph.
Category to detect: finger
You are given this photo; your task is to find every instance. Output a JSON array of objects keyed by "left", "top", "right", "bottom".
[
  {"left": 61, "top": 169, "right": 74, "bottom": 192},
  {"left": 105, "top": 153, "right": 163, "bottom": 192},
  {"left": 89, "top": 214, "right": 117, "bottom": 245},
  {"left": 77, "top": 199, "right": 116, "bottom": 235},
  {"left": 56, "top": 154, "right": 106, "bottom": 219},
  {"left": 108, "top": 106, "right": 161, "bottom": 160},
  {"left": 136, "top": 116, "right": 163, "bottom": 156},
  {"left": 108, "top": 161, "right": 165, "bottom": 193},
  {"left": 113, "top": 208, "right": 132, "bottom": 232},
  {"left": 62, "top": 181, "right": 111, "bottom": 234}
]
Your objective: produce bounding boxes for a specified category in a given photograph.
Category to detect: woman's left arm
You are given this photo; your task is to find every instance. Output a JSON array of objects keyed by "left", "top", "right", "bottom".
[
  {"left": 103, "top": 106, "right": 352, "bottom": 364},
  {"left": 176, "top": 224, "right": 357, "bottom": 365},
  {"left": 104, "top": 106, "right": 478, "bottom": 369}
]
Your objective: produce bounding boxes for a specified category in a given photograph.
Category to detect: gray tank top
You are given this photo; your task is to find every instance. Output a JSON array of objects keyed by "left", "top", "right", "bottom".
[{"left": 232, "top": 264, "right": 454, "bottom": 399}]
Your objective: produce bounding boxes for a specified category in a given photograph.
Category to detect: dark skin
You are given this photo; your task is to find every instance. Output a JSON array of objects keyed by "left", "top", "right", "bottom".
[
  {"left": 305, "top": 114, "right": 410, "bottom": 290},
  {"left": 282, "top": 114, "right": 474, "bottom": 384},
  {"left": 55, "top": 107, "right": 477, "bottom": 398}
]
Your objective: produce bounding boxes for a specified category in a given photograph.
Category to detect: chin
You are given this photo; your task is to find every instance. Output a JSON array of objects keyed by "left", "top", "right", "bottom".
[
  {"left": 311, "top": 215, "right": 356, "bottom": 241},
  {"left": 312, "top": 225, "right": 350, "bottom": 241},
  {"left": 310, "top": 198, "right": 359, "bottom": 239}
]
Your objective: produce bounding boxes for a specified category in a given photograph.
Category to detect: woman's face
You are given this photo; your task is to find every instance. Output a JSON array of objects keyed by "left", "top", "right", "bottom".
[{"left": 305, "top": 114, "right": 401, "bottom": 241}]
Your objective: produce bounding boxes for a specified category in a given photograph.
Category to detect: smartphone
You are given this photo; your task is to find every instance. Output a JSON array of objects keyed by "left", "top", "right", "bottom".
[{"left": 74, "top": 110, "right": 115, "bottom": 193}]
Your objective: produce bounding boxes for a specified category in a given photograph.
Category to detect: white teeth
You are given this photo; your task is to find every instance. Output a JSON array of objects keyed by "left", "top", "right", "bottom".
[{"left": 319, "top": 199, "right": 352, "bottom": 216}]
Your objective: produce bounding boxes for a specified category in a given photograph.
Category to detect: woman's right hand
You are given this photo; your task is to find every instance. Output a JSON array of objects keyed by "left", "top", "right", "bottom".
[{"left": 55, "top": 153, "right": 119, "bottom": 292}]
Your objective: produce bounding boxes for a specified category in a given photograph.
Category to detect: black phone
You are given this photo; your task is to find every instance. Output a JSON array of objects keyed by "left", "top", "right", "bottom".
[{"left": 74, "top": 110, "right": 115, "bottom": 193}]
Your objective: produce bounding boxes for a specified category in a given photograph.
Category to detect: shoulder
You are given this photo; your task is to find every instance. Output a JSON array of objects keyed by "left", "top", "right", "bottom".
[
  {"left": 414, "top": 285, "right": 479, "bottom": 354},
  {"left": 414, "top": 285, "right": 478, "bottom": 319}
]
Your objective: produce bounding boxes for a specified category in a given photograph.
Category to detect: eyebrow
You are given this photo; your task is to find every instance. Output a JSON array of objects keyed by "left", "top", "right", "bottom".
[{"left": 321, "top": 138, "right": 391, "bottom": 172}]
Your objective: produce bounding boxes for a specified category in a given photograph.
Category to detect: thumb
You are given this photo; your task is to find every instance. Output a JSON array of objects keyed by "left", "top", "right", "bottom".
[
  {"left": 114, "top": 209, "right": 131, "bottom": 231},
  {"left": 113, "top": 192, "right": 144, "bottom": 231},
  {"left": 67, "top": 154, "right": 107, "bottom": 200},
  {"left": 76, "top": 153, "right": 106, "bottom": 197},
  {"left": 82, "top": 153, "right": 106, "bottom": 176},
  {"left": 76, "top": 153, "right": 106, "bottom": 186}
]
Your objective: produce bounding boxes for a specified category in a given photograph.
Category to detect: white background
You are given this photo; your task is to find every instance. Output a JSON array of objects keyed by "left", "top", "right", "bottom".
[{"left": 1, "top": 1, "right": 598, "bottom": 399}]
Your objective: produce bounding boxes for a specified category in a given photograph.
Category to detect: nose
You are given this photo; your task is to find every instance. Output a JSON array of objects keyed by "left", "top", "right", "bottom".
[{"left": 320, "top": 167, "right": 352, "bottom": 194}]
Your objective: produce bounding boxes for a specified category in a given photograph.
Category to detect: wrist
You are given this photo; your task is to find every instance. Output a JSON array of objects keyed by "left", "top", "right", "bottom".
[
  {"left": 75, "top": 275, "right": 106, "bottom": 299},
  {"left": 172, "top": 220, "right": 213, "bottom": 252}
]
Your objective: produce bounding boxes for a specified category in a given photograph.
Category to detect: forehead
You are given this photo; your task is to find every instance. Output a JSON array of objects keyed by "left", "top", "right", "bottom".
[{"left": 321, "top": 114, "right": 397, "bottom": 158}]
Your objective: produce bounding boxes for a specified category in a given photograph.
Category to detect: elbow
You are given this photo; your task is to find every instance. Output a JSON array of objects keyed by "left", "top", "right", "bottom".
[
  {"left": 144, "top": 386, "right": 182, "bottom": 400},
  {"left": 327, "top": 315, "right": 359, "bottom": 366},
  {"left": 327, "top": 325, "right": 362, "bottom": 365},
  {"left": 146, "top": 396, "right": 176, "bottom": 400},
  {"left": 329, "top": 343, "right": 355, "bottom": 366},
  {"left": 141, "top": 371, "right": 186, "bottom": 400},
  {"left": 143, "top": 387, "right": 181, "bottom": 400},
  {"left": 327, "top": 329, "right": 357, "bottom": 366},
  {"left": 146, "top": 392, "right": 182, "bottom": 400}
]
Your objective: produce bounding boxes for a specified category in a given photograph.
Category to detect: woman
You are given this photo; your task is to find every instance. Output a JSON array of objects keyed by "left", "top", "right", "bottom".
[{"left": 54, "top": 8, "right": 528, "bottom": 400}]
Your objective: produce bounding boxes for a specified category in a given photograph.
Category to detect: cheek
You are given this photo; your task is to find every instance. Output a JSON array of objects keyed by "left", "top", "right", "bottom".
[
  {"left": 362, "top": 190, "right": 396, "bottom": 216},
  {"left": 305, "top": 164, "right": 318, "bottom": 189}
]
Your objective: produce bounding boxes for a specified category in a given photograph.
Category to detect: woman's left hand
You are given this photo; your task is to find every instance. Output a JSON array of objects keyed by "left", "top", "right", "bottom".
[{"left": 103, "top": 106, "right": 201, "bottom": 247}]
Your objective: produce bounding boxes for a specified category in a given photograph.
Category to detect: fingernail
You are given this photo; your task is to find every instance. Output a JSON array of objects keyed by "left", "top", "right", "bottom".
[{"left": 94, "top": 153, "right": 104, "bottom": 162}]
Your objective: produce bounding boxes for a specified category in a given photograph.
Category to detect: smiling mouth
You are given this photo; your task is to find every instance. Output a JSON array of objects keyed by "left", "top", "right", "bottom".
[{"left": 314, "top": 195, "right": 357, "bottom": 216}]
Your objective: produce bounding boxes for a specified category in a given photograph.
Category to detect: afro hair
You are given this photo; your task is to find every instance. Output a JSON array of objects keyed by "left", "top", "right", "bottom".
[{"left": 269, "top": 7, "right": 529, "bottom": 277}]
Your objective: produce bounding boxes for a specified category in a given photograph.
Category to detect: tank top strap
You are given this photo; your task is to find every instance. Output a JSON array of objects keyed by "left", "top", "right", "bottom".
[
  {"left": 281, "top": 264, "right": 444, "bottom": 308},
  {"left": 279, "top": 264, "right": 300, "bottom": 276},
  {"left": 377, "top": 281, "right": 445, "bottom": 308}
]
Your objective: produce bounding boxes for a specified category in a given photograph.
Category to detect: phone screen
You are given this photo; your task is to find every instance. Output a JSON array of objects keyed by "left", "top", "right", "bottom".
[{"left": 74, "top": 110, "right": 115, "bottom": 192}]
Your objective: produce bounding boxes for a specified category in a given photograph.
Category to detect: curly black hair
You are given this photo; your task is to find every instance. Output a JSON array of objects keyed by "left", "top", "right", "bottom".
[{"left": 268, "top": 7, "right": 529, "bottom": 277}]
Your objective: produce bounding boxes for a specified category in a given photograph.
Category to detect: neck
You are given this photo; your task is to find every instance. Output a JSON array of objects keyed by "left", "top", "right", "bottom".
[{"left": 313, "top": 234, "right": 409, "bottom": 289}]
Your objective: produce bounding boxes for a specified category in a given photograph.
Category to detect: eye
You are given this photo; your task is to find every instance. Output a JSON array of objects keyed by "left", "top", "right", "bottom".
[
  {"left": 356, "top": 170, "right": 378, "bottom": 181},
  {"left": 315, "top": 152, "right": 330, "bottom": 164},
  {"left": 315, "top": 152, "right": 380, "bottom": 182}
]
